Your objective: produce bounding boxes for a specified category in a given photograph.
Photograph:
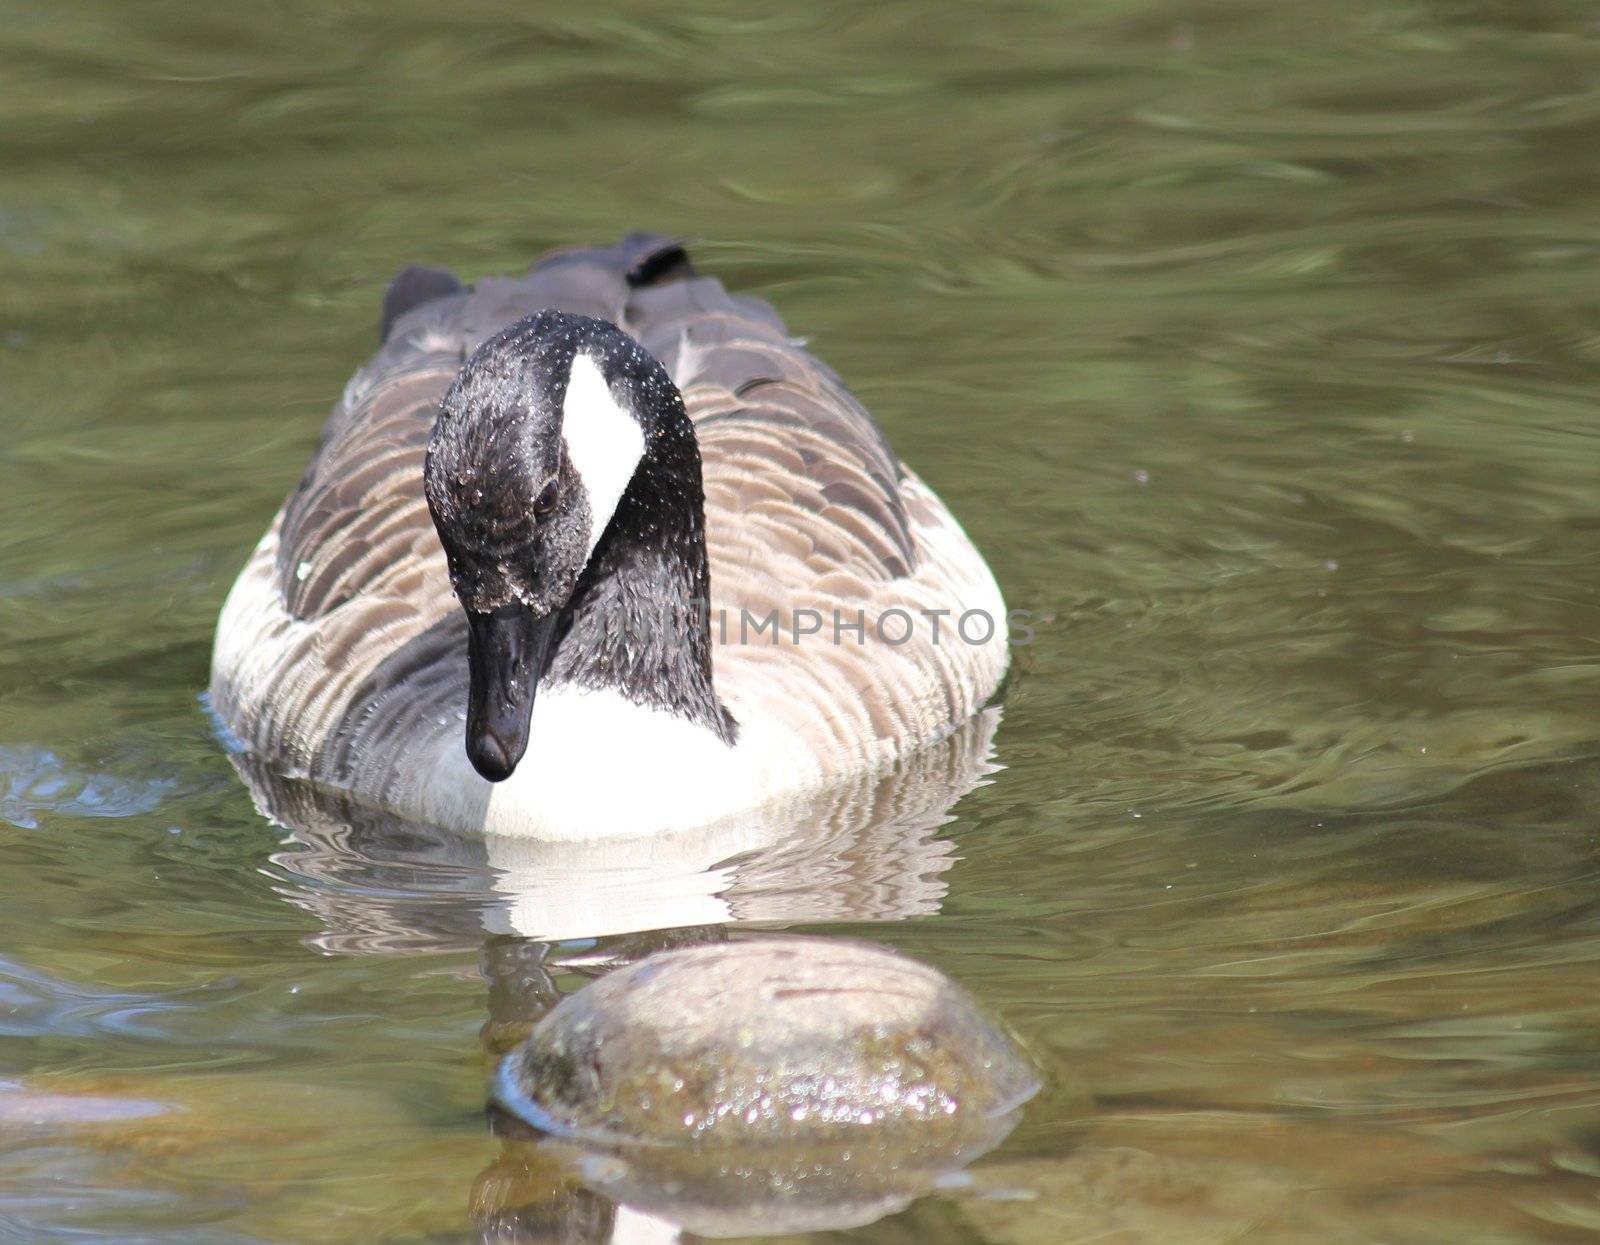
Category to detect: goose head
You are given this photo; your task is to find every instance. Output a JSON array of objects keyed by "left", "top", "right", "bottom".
[{"left": 424, "top": 310, "right": 678, "bottom": 782}]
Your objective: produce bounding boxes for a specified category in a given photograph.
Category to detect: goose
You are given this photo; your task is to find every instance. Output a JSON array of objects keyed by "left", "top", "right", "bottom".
[{"left": 211, "top": 234, "right": 1008, "bottom": 840}]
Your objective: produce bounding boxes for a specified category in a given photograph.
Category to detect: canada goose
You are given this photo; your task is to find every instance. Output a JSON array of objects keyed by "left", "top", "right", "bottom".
[{"left": 211, "top": 234, "right": 1008, "bottom": 840}]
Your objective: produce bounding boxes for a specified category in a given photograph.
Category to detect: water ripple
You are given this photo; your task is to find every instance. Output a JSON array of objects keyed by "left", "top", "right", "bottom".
[{"left": 0, "top": 745, "right": 173, "bottom": 831}]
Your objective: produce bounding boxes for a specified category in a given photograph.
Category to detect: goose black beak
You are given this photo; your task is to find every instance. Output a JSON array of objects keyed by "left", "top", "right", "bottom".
[{"left": 464, "top": 605, "right": 559, "bottom": 782}]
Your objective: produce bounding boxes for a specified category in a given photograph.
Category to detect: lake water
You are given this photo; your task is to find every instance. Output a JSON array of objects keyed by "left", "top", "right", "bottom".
[{"left": 5, "top": 1, "right": 1600, "bottom": 1240}]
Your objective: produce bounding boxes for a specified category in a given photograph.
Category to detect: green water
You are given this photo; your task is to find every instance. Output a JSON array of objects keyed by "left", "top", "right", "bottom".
[{"left": 5, "top": 0, "right": 1600, "bottom": 1239}]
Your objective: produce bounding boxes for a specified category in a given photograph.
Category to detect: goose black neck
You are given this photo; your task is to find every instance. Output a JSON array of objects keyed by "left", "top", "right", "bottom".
[{"left": 546, "top": 358, "right": 736, "bottom": 744}]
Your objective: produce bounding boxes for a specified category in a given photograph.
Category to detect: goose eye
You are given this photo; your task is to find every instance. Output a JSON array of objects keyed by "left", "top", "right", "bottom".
[{"left": 532, "top": 478, "right": 560, "bottom": 517}]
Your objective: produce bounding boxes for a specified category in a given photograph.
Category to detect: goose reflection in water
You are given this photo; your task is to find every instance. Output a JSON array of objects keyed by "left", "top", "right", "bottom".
[
  {"left": 228, "top": 706, "right": 1036, "bottom": 1239},
  {"left": 241, "top": 707, "right": 997, "bottom": 950}
]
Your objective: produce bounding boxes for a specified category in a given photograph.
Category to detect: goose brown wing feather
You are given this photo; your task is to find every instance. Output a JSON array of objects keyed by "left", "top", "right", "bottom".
[{"left": 624, "top": 279, "right": 916, "bottom": 583}]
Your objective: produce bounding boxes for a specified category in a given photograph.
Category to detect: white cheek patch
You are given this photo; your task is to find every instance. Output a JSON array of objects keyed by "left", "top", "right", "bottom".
[{"left": 561, "top": 352, "right": 646, "bottom": 559}]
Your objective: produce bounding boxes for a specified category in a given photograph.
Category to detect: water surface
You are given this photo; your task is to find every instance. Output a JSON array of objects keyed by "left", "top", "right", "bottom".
[{"left": 4, "top": 0, "right": 1600, "bottom": 1240}]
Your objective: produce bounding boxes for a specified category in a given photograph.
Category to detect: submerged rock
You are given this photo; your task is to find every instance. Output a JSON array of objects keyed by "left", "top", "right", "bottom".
[
  {"left": 491, "top": 935, "right": 1037, "bottom": 1236},
  {"left": 496, "top": 935, "right": 1035, "bottom": 1148}
]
